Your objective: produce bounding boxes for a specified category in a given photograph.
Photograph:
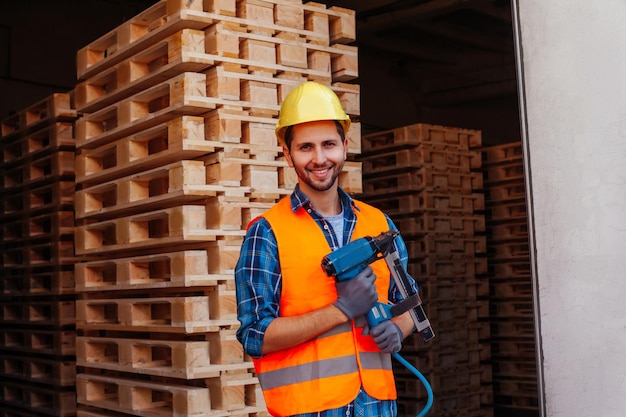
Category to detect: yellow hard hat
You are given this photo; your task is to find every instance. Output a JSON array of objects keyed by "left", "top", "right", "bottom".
[{"left": 276, "top": 81, "right": 351, "bottom": 146}]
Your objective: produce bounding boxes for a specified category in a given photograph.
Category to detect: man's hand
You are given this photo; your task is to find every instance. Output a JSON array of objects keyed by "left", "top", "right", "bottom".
[
  {"left": 369, "top": 320, "right": 403, "bottom": 353},
  {"left": 333, "top": 266, "right": 377, "bottom": 320}
]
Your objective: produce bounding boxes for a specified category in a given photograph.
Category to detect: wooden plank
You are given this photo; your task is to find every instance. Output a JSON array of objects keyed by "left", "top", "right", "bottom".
[
  {"left": 0, "top": 181, "right": 75, "bottom": 218},
  {"left": 362, "top": 190, "right": 485, "bottom": 217},
  {"left": 481, "top": 141, "right": 523, "bottom": 165},
  {"left": 0, "top": 93, "right": 77, "bottom": 141},
  {"left": 1, "top": 151, "right": 75, "bottom": 194},
  {"left": 1, "top": 122, "right": 75, "bottom": 165},
  {"left": 74, "top": 249, "right": 234, "bottom": 292},
  {"left": 394, "top": 212, "right": 486, "bottom": 235},
  {"left": 0, "top": 380, "right": 76, "bottom": 417},
  {"left": 361, "top": 169, "right": 483, "bottom": 197},
  {"left": 405, "top": 234, "right": 487, "bottom": 258},
  {"left": 0, "top": 328, "right": 76, "bottom": 357},
  {"left": 74, "top": 72, "right": 219, "bottom": 150},
  {"left": 76, "top": 0, "right": 356, "bottom": 81},
  {"left": 361, "top": 123, "right": 482, "bottom": 154},
  {"left": 1, "top": 240, "right": 77, "bottom": 270},
  {"left": 409, "top": 255, "right": 489, "bottom": 278},
  {"left": 360, "top": 146, "right": 481, "bottom": 178},
  {"left": 1, "top": 211, "right": 74, "bottom": 242},
  {"left": 0, "top": 354, "right": 76, "bottom": 387},
  {"left": 76, "top": 116, "right": 213, "bottom": 186},
  {"left": 76, "top": 294, "right": 238, "bottom": 333},
  {"left": 421, "top": 277, "right": 489, "bottom": 300},
  {"left": 74, "top": 205, "right": 245, "bottom": 256},
  {"left": 0, "top": 299, "right": 75, "bottom": 328},
  {"left": 76, "top": 373, "right": 211, "bottom": 416},
  {"left": 0, "top": 266, "right": 75, "bottom": 296},
  {"left": 76, "top": 334, "right": 246, "bottom": 379},
  {"left": 75, "top": 28, "right": 214, "bottom": 113}
]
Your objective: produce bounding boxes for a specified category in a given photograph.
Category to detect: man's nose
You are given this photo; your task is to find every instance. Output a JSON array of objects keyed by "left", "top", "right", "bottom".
[{"left": 311, "top": 146, "right": 326, "bottom": 163}]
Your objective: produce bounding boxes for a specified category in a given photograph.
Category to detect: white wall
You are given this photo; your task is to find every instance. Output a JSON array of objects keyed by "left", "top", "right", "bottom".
[{"left": 514, "top": 1, "right": 626, "bottom": 416}]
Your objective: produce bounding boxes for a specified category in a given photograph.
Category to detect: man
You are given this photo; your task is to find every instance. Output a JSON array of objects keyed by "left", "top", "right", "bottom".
[{"left": 235, "top": 81, "right": 418, "bottom": 417}]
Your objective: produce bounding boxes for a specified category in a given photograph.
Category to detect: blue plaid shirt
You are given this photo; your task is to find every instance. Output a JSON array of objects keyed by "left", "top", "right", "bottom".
[{"left": 235, "top": 185, "right": 417, "bottom": 417}]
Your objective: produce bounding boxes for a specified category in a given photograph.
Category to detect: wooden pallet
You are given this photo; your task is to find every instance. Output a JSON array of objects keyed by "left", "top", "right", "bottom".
[
  {"left": 1, "top": 122, "right": 75, "bottom": 165},
  {"left": 399, "top": 342, "right": 486, "bottom": 371},
  {"left": 0, "top": 354, "right": 75, "bottom": 387},
  {"left": 0, "top": 328, "right": 76, "bottom": 357},
  {"left": 489, "top": 278, "right": 533, "bottom": 299},
  {"left": 420, "top": 277, "right": 489, "bottom": 301},
  {"left": 75, "top": 29, "right": 213, "bottom": 113},
  {"left": 0, "top": 266, "right": 75, "bottom": 296},
  {"left": 76, "top": 115, "right": 215, "bottom": 185},
  {"left": 1, "top": 151, "right": 75, "bottom": 193},
  {"left": 487, "top": 218, "right": 528, "bottom": 240},
  {"left": 0, "top": 299, "right": 75, "bottom": 328},
  {"left": 409, "top": 255, "right": 488, "bottom": 279},
  {"left": 493, "top": 390, "right": 538, "bottom": 411},
  {"left": 1, "top": 240, "right": 77, "bottom": 269},
  {"left": 77, "top": 20, "right": 360, "bottom": 114},
  {"left": 361, "top": 169, "right": 483, "bottom": 196},
  {"left": 76, "top": 373, "right": 210, "bottom": 416},
  {"left": 77, "top": 334, "right": 245, "bottom": 379},
  {"left": 361, "top": 146, "right": 481, "bottom": 177},
  {"left": 482, "top": 161, "right": 525, "bottom": 184},
  {"left": 74, "top": 205, "right": 245, "bottom": 256},
  {"left": 489, "top": 300, "right": 534, "bottom": 319},
  {"left": 398, "top": 387, "right": 493, "bottom": 417},
  {"left": 76, "top": 0, "right": 356, "bottom": 80},
  {"left": 405, "top": 234, "right": 487, "bottom": 258},
  {"left": 1, "top": 211, "right": 74, "bottom": 242},
  {"left": 364, "top": 191, "right": 485, "bottom": 217},
  {"left": 361, "top": 123, "right": 482, "bottom": 154},
  {"left": 76, "top": 160, "right": 221, "bottom": 220},
  {"left": 76, "top": 370, "right": 267, "bottom": 416},
  {"left": 481, "top": 141, "right": 523, "bottom": 165},
  {"left": 0, "top": 93, "right": 77, "bottom": 141},
  {"left": 76, "top": 406, "right": 269, "bottom": 417},
  {"left": 488, "top": 260, "right": 531, "bottom": 278},
  {"left": 488, "top": 238, "right": 530, "bottom": 260},
  {"left": 0, "top": 181, "right": 75, "bottom": 218},
  {"left": 485, "top": 198, "right": 527, "bottom": 221},
  {"left": 76, "top": 293, "right": 237, "bottom": 333},
  {"left": 492, "top": 377, "right": 539, "bottom": 401},
  {"left": 74, "top": 249, "right": 235, "bottom": 292},
  {"left": 74, "top": 72, "right": 223, "bottom": 150},
  {"left": 492, "top": 357, "right": 538, "bottom": 378},
  {"left": 485, "top": 179, "right": 526, "bottom": 202},
  {"left": 393, "top": 212, "right": 486, "bottom": 235},
  {"left": 0, "top": 379, "right": 76, "bottom": 417}
]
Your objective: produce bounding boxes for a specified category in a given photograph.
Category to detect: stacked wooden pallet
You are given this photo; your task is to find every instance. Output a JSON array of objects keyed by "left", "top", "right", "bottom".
[
  {"left": 72, "top": 1, "right": 360, "bottom": 416},
  {"left": 0, "top": 93, "right": 79, "bottom": 417},
  {"left": 481, "top": 142, "right": 538, "bottom": 414},
  {"left": 358, "top": 124, "right": 493, "bottom": 417}
]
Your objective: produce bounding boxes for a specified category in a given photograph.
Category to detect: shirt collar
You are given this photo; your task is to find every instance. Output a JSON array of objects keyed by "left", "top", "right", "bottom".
[{"left": 289, "top": 184, "right": 361, "bottom": 214}]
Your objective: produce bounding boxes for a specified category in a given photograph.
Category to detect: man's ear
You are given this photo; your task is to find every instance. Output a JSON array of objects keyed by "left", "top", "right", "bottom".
[{"left": 283, "top": 146, "right": 294, "bottom": 167}]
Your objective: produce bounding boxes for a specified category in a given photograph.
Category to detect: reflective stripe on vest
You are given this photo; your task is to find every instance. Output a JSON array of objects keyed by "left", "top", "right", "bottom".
[{"left": 254, "top": 197, "right": 397, "bottom": 416}]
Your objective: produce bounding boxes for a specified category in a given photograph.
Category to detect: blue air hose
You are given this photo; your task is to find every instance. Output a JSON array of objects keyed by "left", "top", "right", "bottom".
[{"left": 392, "top": 352, "right": 434, "bottom": 417}]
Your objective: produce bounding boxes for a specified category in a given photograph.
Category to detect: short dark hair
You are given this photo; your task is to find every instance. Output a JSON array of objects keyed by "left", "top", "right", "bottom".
[{"left": 283, "top": 120, "right": 346, "bottom": 150}]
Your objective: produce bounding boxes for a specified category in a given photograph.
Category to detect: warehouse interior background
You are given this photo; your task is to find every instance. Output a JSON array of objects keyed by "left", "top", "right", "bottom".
[
  {"left": 0, "top": 0, "right": 520, "bottom": 145},
  {"left": 0, "top": 1, "right": 534, "bottom": 416}
]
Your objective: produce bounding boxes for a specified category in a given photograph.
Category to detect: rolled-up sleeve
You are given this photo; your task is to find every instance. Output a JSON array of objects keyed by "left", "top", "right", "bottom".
[{"left": 234, "top": 218, "right": 282, "bottom": 358}]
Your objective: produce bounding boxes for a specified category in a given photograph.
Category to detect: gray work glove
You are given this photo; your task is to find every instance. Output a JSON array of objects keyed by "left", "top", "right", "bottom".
[
  {"left": 369, "top": 320, "right": 403, "bottom": 353},
  {"left": 333, "top": 266, "right": 378, "bottom": 320}
]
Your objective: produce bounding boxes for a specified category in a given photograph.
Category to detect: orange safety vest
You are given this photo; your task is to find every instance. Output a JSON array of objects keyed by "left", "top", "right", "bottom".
[{"left": 253, "top": 197, "right": 397, "bottom": 416}]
